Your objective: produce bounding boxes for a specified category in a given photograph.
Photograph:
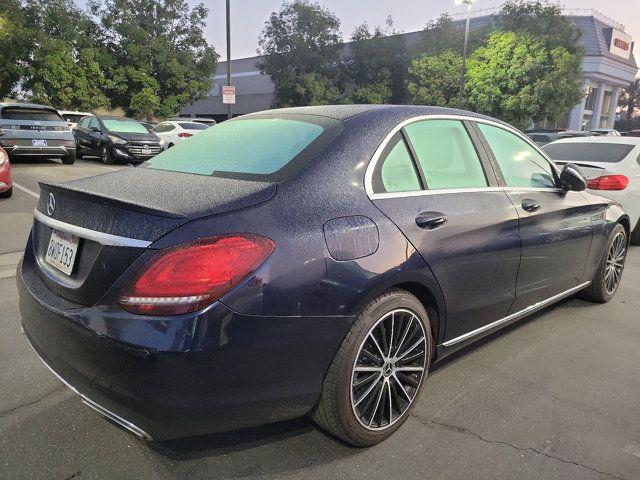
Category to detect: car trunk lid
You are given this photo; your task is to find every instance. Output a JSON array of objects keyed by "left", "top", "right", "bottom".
[{"left": 31, "top": 167, "right": 276, "bottom": 306}]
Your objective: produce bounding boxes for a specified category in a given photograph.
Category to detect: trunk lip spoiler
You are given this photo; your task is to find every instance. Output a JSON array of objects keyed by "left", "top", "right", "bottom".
[{"left": 34, "top": 209, "right": 152, "bottom": 248}]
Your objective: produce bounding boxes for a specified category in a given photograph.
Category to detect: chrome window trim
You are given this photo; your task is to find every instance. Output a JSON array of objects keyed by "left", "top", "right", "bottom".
[
  {"left": 34, "top": 209, "right": 152, "bottom": 248},
  {"left": 441, "top": 281, "right": 591, "bottom": 347},
  {"left": 364, "top": 114, "right": 560, "bottom": 196},
  {"left": 369, "top": 186, "right": 505, "bottom": 200}
]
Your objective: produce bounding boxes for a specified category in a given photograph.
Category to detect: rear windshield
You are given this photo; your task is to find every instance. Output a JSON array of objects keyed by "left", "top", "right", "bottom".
[
  {"left": 178, "top": 122, "right": 209, "bottom": 130},
  {"left": 1, "top": 108, "right": 62, "bottom": 122},
  {"left": 62, "top": 114, "right": 87, "bottom": 123},
  {"left": 145, "top": 116, "right": 342, "bottom": 181},
  {"left": 543, "top": 143, "right": 635, "bottom": 163},
  {"left": 102, "top": 118, "right": 149, "bottom": 134}
]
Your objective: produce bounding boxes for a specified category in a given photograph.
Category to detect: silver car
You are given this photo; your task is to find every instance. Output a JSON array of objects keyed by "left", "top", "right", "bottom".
[{"left": 0, "top": 103, "right": 76, "bottom": 164}]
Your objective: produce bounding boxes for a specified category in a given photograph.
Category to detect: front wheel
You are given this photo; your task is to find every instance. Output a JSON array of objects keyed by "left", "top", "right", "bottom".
[
  {"left": 101, "top": 145, "right": 114, "bottom": 165},
  {"left": 61, "top": 152, "right": 76, "bottom": 165},
  {"left": 311, "top": 289, "right": 433, "bottom": 446},
  {"left": 0, "top": 187, "right": 12, "bottom": 198},
  {"left": 581, "top": 223, "right": 627, "bottom": 303}
]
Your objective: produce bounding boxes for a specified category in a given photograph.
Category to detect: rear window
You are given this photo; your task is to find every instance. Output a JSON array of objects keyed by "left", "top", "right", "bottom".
[
  {"left": 102, "top": 118, "right": 149, "bottom": 134},
  {"left": 145, "top": 116, "right": 342, "bottom": 181},
  {"left": 178, "top": 122, "right": 208, "bottom": 130},
  {"left": 62, "top": 114, "right": 88, "bottom": 123},
  {"left": 543, "top": 143, "right": 635, "bottom": 163},
  {"left": 1, "top": 108, "right": 62, "bottom": 122}
]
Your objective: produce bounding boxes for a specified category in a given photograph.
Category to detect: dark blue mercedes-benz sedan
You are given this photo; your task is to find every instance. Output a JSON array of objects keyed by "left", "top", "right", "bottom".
[{"left": 18, "top": 105, "right": 630, "bottom": 446}]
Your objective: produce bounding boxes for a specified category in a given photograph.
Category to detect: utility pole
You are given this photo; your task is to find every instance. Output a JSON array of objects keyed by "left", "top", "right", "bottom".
[
  {"left": 226, "top": 0, "right": 232, "bottom": 120},
  {"left": 457, "top": 0, "right": 475, "bottom": 109}
]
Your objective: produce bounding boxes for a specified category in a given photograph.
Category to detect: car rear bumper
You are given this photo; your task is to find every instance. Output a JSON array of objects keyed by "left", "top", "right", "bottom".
[
  {"left": 4, "top": 145, "right": 75, "bottom": 157},
  {"left": 17, "top": 257, "right": 352, "bottom": 440}
]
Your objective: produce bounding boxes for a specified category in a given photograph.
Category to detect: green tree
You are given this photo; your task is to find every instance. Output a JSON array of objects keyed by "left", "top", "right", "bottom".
[
  {"left": 496, "top": 0, "right": 582, "bottom": 54},
  {"left": 0, "top": 0, "right": 33, "bottom": 98},
  {"left": 347, "top": 17, "right": 406, "bottom": 104},
  {"left": 418, "top": 14, "right": 489, "bottom": 57},
  {"left": 258, "top": 0, "right": 343, "bottom": 107},
  {"left": 466, "top": 31, "right": 583, "bottom": 130},
  {"left": 407, "top": 50, "right": 462, "bottom": 107},
  {"left": 618, "top": 78, "right": 640, "bottom": 120},
  {"left": 89, "top": 0, "right": 218, "bottom": 118},
  {"left": 19, "top": 0, "right": 110, "bottom": 109}
]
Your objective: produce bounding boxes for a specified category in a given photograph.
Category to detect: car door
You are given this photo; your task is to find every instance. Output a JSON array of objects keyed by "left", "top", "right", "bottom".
[
  {"left": 86, "top": 117, "right": 103, "bottom": 154},
  {"left": 369, "top": 118, "right": 522, "bottom": 342},
  {"left": 473, "top": 122, "right": 593, "bottom": 313}
]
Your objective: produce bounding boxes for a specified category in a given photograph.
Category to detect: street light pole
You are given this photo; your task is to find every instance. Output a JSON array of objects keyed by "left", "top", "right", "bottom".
[
  {"left": 226, "top": 0, "right": 232, "bottom": 120},
  {"left": 457, "top": 0, "right": 474, "bottom": 109}
]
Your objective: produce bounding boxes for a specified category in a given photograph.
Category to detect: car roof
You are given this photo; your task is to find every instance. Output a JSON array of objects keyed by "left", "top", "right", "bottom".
[
  {"left": 546, "top": 136, "right": 640, "bottom": 146},
  {"left": 95, "top": 115, "right": 141, "bottom": 121},
  {"left": 59, "top": 110, "right": 93, "bottom": 115},
  {"left": 0, "top": 102, "right": 58, "bottom": 112}
]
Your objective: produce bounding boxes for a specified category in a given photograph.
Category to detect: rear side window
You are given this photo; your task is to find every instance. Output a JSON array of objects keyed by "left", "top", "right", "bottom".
[
  {"left": 543, "top": 143, "right": 635, "bottom": 163},
  {"left": 63, "top": 114, "right": 86, "bottom": 123},
  {"left": 1, "top": 108, "right": 62, "bottom": 122},
  {"left": 404, "top": 120, "right": 487, "bottom": 189},
  {"left": 478, "top": 123, "right": 556, "bottom": 188},
  {"left": 374, "top": 136, "right": 421, "bottom": 193},
  {"left": 145, "top": 116, "right": 341, "bottom": 181}
]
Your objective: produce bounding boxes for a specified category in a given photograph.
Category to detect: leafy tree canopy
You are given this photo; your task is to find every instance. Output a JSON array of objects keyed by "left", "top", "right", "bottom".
[
  {"left": 258, "top": 0, "right": 342, "bottom": 107},
  {"left": 407, "top": 50, "right": 462, "bottom": 108},
  {"left": 466, "top": 31, "right": 583, "bottom": 130},
  {"left": 0, "top": 0, "right": 33, "bottom": 98},
  {"left": 618, "top": 79, "right": 640, "bottom": 120},
  {"left": 89, "top": 0, "right": 218, "bottom": 118}
]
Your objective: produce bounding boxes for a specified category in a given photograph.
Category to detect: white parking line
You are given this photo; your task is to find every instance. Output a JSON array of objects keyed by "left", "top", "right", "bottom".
[{"left": 12, "top": 182, "right": 40, "bottom": 199}]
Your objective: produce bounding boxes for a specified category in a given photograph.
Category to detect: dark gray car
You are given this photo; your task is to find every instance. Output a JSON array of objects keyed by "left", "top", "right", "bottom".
[{"left": 0, "top": 103, "right": 76, "bottom": 164}]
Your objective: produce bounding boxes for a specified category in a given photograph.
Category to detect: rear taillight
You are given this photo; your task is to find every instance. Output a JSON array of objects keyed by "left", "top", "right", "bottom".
[
  {"left": 177, "top": 132, "right": 193, "bottom": 138},
  {"left": 586, "top": 175, "right": 629, "bottom": 191},
  {"left": 118, "top": 234, "right": 275, "bottom": 315}
]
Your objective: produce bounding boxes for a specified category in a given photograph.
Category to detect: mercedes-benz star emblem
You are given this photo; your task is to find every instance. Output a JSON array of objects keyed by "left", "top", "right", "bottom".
[{"left": 47, "top": 193, "right": 56, "bottom": 216}]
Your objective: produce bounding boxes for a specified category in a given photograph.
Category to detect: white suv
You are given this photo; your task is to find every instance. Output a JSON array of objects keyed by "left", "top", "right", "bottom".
[{"left": 543, "top": 136, "right": 640, "bottom": 244}]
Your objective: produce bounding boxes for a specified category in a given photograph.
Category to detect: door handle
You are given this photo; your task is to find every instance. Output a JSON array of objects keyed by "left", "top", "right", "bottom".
[
  {"left": 416, "top": 212, "right": 448, "bottom": 229},
  {"left": 521, "top": 199, "right": 542, "bottom": 212}
]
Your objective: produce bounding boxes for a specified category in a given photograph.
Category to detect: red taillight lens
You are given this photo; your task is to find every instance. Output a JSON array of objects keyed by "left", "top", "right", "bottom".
[
  {"left": 118, "top": 234, "right": 275, "bottom": 315},
  {"left": 586, "top": 175, "right": 629, "bottom": 191},
  {"left": 177, "top": 132, "right": 193, "bottom": 138}
]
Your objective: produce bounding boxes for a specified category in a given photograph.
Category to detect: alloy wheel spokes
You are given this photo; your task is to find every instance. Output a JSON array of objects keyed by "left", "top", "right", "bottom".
[
  {"left": 604, "top": 232, "right": 626, "bottom": 294},
  {"left": 351, "top": 309, "right": 427, "bottom": 431}
]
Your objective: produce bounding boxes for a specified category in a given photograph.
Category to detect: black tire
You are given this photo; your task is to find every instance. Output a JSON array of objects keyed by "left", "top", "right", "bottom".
[
  {"left": 167, "top": 143, "right": 174, "bottom": 149},
  {"left": 311, "top": 289, "right": 433, "bottom": 446},
  {"left": 0, "top": 186, "right": 12, "bottom": 198},
  {"left": 61, "top": 151, "right": 76, "bottom": 165},
  {"left": 581, "top": 223, "right": 627, "bottom": 303},
  {"left": 631, "top": 220, "right": 640, "bottom": 246},
  {"left": 101, "top": 145, "right": 114, "bottom": 165}
]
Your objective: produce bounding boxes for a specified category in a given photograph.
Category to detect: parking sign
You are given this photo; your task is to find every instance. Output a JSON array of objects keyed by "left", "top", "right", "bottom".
[{"left": 222, "top": 85, "right": 236, "bottom": 104}]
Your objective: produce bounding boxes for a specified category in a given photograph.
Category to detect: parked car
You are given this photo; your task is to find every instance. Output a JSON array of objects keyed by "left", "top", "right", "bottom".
[
  {"left": 58, "top": 110, "right": 93, "bottom": 130},
  {"left": 74, "top": 115, "right": 162, "bottom": 164},
  {"left": 543, "top": 136, "right": 640, "bottom": 244},
  {"left": 526, "top": 132, "right": 561, "bottom": 147},
  {"left": 19, "top": 105, "right": 630, "bottom": 446},
  {"left": 0, "top": 146, "right": 12, "bottom": 198},
  {"left": 626, "top": 129, "right": 640, "bottom": 137},
  {"left": 153, "top": 120, "right": 209, "bottom": 149},
  {"left": 590, "top": 128, "right": 621, "bottom": 137},
  {"left": 168, "top": 116, "right": 217, "bottom": 127},
  {"left": 0, "top": 103, "right": 76, "bottom": 164}
]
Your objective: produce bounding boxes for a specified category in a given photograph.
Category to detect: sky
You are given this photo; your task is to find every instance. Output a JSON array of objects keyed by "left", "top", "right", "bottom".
[{"left": 196, "top": 0, "right": 640, "bottom": 60}]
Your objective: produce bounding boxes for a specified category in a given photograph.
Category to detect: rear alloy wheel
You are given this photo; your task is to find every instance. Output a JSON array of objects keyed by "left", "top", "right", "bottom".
[
  {"left": 311, "top": 289, "right": 433, "bottom": 446},
  {"left": 581, "top": 223, "right": 627, "bottom": 303},
  {"left": 101, "top": 145, "right": 114, "bottom": 165}
]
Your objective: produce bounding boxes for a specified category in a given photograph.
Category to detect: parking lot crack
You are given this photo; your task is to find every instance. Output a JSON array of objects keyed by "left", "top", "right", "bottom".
[
  {"left": 0, "top": 386, "right": 65, "bottom": 419},
  {"left": 414, "top": 416, "right": 627, "bottom": 480}
]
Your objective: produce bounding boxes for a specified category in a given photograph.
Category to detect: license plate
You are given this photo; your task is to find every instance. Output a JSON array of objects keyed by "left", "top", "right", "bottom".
[
  {"left": 32, "top": 139, "right": 48, "bottom": 147},
  {"left": 45, "top": 230, "right": 79, "bottom": 275}
]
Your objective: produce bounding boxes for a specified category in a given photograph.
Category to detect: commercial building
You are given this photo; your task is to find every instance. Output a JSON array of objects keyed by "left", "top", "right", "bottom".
[{"left": 180, "top": 9, "right": 637, "bottom": 130}]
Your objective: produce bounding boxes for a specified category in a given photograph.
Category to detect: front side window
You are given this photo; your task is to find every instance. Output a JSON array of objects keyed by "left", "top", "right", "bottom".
[
  {"left": 145, "top": 116, "right": 340, "bottom": 181},
  {"left": 478, "top": 123, "right": 556, "bottom": 188},
  {"left": 373, "top": 136, "right": 421, "bottom": 193},
  {"left": 404, "top": 120, "right": 487, "bottom": 190}
]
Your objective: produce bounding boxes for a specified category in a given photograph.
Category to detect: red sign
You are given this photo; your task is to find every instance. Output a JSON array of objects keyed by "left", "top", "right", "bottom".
[
  {"left": 614, "top": 38, "right": 630, "bottom": 51},
  {"left": 222, "top": 85, "right": 236, "bottom": 104}
]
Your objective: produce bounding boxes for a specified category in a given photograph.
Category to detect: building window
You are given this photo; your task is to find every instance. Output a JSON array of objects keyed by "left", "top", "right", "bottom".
[
  {"left": 584, "top": 87, "right": 598, "bottom": 111},
  {"left": 600, "top": 91, "right": 612, "bottom": 128}
]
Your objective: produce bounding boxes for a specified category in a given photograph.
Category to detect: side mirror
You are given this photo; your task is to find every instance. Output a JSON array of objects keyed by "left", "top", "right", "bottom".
[
  {"left": 90, "top": 126, "right": 101, "bottom": 133},
  {"left": 560, "top": 163, "right": 587, "bottom": 191}
]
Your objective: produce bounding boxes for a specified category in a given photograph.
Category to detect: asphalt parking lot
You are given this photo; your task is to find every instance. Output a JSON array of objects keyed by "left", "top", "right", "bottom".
[{"left": 1, "top": 158, "right": 639, "bottom": 480}]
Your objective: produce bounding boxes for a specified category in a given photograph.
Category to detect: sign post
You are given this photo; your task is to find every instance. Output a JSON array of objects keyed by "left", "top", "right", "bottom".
[{"left": 222, "top": 85, "right": 236, "bottom": 105}]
